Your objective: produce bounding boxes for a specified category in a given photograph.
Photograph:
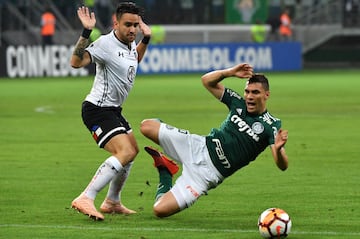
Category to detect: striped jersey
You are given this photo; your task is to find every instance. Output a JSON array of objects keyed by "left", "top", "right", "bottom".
[
  {"left": 85, "top": 30, "right": 138, "bottom": 107},
  {"left": 206, "top": 88, "right": 281, "bottom": 177}
]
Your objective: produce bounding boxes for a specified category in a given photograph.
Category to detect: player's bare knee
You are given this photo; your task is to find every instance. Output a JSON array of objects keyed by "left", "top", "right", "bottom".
[
  {"left": 140, "top": 119, "right": 158, "bottom": 135},
  {"left": 114, "top": 146, "right": 138, "bottom": 163},
  {"left": 126, "top": 146, "right": 138, "bottom": 159},
  {"left": 153, "top": 206, "right": 169, "bottom": 218},
  {"left": 140, "top": 119, "right": 150, "bottom": 135}
]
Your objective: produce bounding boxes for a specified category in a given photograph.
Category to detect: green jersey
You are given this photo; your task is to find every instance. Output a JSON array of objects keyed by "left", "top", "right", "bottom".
[{"left": 205, "top": 88, "right": 281, "bottom": 178}]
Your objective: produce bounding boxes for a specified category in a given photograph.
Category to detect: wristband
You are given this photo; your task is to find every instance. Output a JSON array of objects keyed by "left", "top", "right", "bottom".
[
  {"left": 81, "top": 28, "right": 92, "bottom": 39},
  {"left": 141, "top": 36, "right": 151, "bottom": 44}
]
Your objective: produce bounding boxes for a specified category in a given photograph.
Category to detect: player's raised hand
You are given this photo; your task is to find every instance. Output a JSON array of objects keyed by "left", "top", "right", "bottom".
[
  {"left": 231, "top": 63, "right": 253, "bottom": 79},
  {"left": 139, "top": 16, "right": 151, "bottom": 37},
  {"left": 77, "top": 6, "right": 96, "bottom": 30}
]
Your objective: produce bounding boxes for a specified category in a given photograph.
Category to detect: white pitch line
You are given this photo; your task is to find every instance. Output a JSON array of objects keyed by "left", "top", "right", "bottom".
[
  {"left": 34, "top": 106, "right": 54, "bottom": 114},
  {"left": 0, "top": 224, "right": 359, "bottom": 237}
]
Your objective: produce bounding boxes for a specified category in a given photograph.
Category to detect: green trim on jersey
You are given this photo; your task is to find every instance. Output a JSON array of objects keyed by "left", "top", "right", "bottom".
[{"left": 205, "top": 88, "right": 281, "bottom": 178}]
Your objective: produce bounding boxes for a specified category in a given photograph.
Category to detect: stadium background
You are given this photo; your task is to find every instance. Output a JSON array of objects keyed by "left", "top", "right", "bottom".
[{"left": 0, "top": 0, "right": 359, "bottom": 78}]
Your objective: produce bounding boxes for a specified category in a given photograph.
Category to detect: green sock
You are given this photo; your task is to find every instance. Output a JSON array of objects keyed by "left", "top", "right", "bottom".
[{"left": 155, "top": 167, "right": 172, "bottom": 201}]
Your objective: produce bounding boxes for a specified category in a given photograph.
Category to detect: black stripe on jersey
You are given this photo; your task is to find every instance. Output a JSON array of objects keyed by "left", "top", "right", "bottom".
[{"left": 98, "top": 66, "right": 109, "bottom": 106}]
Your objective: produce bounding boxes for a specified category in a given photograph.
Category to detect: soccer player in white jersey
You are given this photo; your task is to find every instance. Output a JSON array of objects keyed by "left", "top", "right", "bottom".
[
  {"left": 140, "top": 63, "right": 289, "bottom": 218},
  {"left": 70, "top": 2, "right": 151, "bottom": 220}
]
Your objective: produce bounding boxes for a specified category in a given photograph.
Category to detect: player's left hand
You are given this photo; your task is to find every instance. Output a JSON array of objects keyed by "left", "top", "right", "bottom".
[
  {"left": 275, "top": 128, "right": 288, "bottom": 150},
  {"left": 139, "top": 17, "right": 151, "bottom": 37}
]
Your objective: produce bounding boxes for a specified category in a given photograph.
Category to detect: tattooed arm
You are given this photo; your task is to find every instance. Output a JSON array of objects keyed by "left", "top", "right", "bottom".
[
  {"left": 70, "top": 6, "right": 95, "bottom": 68},
  {"left": 70, "top": 38, "right": 91, "bottom": 68}
]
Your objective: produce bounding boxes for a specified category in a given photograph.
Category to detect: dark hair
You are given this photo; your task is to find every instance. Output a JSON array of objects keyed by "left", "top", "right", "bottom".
[
  {"left": 115, "top": 2, "right": 144, "bottom": 20},
  {"left": 248, "top": 74, "right": 269, "bottom": 91}
]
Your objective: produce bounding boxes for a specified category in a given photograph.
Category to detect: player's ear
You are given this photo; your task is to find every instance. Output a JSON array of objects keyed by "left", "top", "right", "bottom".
[
  {"left": 112, "top": 14, "right": 118, "bottom": 28},
  {"left": 264, "top": 91, "right": 270, "bottom": 100}
]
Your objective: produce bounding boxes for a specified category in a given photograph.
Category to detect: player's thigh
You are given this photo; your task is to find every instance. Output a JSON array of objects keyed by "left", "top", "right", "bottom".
[
  {"left": 170, "top": 170, "right": 204, "bottom": 210},
  {"left": 158, "top": 123, "right": 192, "bottom": 162},
  {"left": 153, "top": 191, "right": 180, "bottom": 217}
]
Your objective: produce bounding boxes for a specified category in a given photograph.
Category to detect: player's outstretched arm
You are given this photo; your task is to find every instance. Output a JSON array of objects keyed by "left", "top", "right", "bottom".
[
  {"left": 70, "top": 6, "right": 96, "bottom": 68},
  {"left": 201, "top": 63, "right": 253, "bottom": 99},
  {"left": 271, "top": 129, "right": 289, "bottom": 171}
]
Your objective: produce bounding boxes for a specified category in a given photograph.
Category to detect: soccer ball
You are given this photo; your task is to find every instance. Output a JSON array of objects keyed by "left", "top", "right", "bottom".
[{"left": 258, "top": 208, "right": 292, "bottom": 238}]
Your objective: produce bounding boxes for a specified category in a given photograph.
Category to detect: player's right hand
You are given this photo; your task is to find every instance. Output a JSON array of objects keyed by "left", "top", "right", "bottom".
[
  {"left": 77, "top": 6, "right": 96, "bottom": 30},
  {"left": 232, "top": 63, "right": 253, "bottom": 79}
]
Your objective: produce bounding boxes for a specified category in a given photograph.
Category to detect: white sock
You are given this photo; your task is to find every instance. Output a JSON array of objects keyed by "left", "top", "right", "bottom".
[
  {"left": 83, "top": 156, "right": 123, "bottom": 200},
  {"left": 106, "top": 161, "right": 133, "bottom": 202}
]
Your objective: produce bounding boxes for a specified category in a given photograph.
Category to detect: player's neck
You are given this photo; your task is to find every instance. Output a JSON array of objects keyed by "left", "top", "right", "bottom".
[{"left": 113, "top": 30, "right": 131, "bottom": 49}]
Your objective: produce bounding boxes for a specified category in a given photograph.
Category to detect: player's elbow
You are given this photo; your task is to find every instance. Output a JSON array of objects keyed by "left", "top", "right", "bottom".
[
  {"left": 70, "top": 59, "right": 81, "bottom": 68},
  {"left": 70, "top": 55, "right": 89, "bottom": 68},
  {"left": 71, "top": 64, "right": 81, "bottom": 69},
  {"left": 201, "top": 75, "right": 211, "bottom": 88},
  {"left": 279, "top": 164, "right": 288, "bottom": 171},
  {"left": 277, "top": 160, "right": 288, "bottom": 171}
]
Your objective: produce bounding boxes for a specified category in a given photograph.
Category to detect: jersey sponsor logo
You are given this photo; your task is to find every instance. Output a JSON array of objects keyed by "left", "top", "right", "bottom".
[
  {"left": 230, "top": 115, "right": 260, "bottom": 141},
  {"left": 211, "top": 138, "right": 231, "bottom": 168}
]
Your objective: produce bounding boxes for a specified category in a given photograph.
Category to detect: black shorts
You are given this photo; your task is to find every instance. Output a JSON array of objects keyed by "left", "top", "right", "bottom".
[{"left": 81, "top": 101, "right": 131, "bottom": 148}]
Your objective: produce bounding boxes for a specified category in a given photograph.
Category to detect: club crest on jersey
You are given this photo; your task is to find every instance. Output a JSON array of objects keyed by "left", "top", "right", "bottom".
[
  {"left": 127, "top": 66, "right": 136, "bottom": 83},
  {"left": 252, "top": 122, "right": 264, "bottom": 134}
]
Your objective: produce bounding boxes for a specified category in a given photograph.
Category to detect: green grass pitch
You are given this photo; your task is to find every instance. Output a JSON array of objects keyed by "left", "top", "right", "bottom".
[{"left": 0, "top": 69, "right": 359, "bottom": 238}]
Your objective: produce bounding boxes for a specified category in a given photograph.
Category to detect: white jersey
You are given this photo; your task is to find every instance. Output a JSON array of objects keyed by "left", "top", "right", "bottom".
[{"left": 85, "top": 30, "right": 138, "bottom": 107}]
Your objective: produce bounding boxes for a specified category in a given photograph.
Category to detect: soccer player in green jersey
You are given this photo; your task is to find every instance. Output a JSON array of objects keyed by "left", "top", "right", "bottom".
[{"left": 140, "top": 63, "right": 289, "bottom": 218}]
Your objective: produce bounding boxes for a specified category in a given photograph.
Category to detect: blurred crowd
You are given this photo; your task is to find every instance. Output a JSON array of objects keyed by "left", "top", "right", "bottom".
[
  {"left": 1, "top": 0, "right": 357, "bottom": 28},
  {"left": 0, "top": 0, "right": 358, "bottom": 46}
]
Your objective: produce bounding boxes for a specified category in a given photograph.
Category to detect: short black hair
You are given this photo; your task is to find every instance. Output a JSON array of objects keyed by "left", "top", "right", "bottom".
[
  {"left": 115, "top": 2, "right": 144, "bottom": 19},
  {"left": 247, "top": 74, "right": 269, "bottom": 91}
]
